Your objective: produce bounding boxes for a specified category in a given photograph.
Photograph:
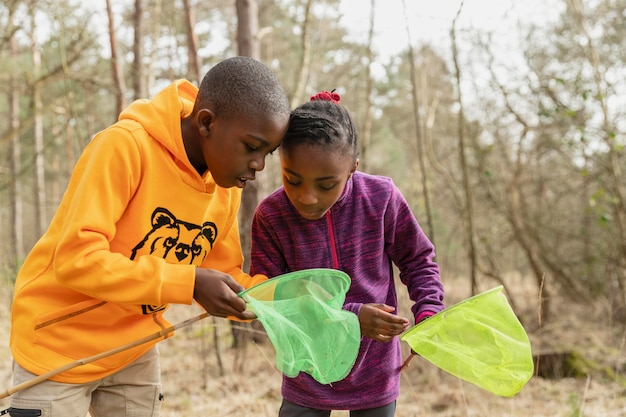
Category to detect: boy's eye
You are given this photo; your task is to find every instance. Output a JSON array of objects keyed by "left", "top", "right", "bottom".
[{"left": 245, "top": 143, "right": 258, "bottom": 152}]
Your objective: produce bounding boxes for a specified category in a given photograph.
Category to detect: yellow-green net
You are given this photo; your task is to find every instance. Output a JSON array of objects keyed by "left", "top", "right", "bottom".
[
  {"left": 239, "top": 269, "right": 360, "bottom": 384},
  {"left": 401, "top": 286, "right": 533, "bottom": 397}
]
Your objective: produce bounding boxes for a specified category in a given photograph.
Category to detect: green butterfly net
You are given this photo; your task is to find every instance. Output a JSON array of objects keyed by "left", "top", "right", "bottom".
[
  {"left": 401, "top": 286, "right": 534, "bottom": 397},
  {"left": 239, "top": 268, "right": 361, "bottom": 384}
]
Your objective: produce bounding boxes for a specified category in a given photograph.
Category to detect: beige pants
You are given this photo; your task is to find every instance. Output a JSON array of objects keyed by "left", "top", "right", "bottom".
[{"left": 9, "top": 347, "right": 162, "bottom": 417}]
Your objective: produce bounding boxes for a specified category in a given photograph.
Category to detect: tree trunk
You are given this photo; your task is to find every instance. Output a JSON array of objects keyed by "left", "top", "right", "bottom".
[
  {"left": 236, "top": 0, "right": 260, "bottom": 60},
  {"left": 106, "top": 0, "right": 127, "bottom": 116},
  {"left": 132, "top": 0, "right": 146, "bottom": 100},
  {"left": 51, "top": 114, "right": 61, "bottom": 209},
  {"left": 450, "top": 3, "right": 478, "bottom": 294},
  {"left": 359, "top": 0, "right": 375, "bottom": 171},
  {"left": 146, "top": 0, "right": 162, "bottom": 94},
  {"left": 236, "top": 0, "right": 260, "bottom": 275},
  {"left": 232, "top": 0, "right": 263, "bottom": 367},
  {"left": 183, "top": 0, "right": 201, "bottom": 85},
  {"left": 30, "top": 4, "right": 46, "bottom": 238},
  {"left": 290, "top": 0, "right": 312, "bottom": 108},
  {"left": 9, "top": 35, "right": 24, "bottom": 274},
  {"left": 401, "top": 0, "right": 436, "bottom": 246}
]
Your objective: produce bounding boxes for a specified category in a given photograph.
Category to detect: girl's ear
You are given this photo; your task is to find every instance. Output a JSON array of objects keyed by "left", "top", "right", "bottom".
[
  {"left": 351, "top": 159, "right": 359, "bottom": 174},
  {"left": 349, "top": 159, "right": 359, "bottom": 179}
]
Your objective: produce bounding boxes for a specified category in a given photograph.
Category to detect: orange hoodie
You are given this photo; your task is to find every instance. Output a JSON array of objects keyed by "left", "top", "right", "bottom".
[{"left": 10, "top": 80, "right": 266, "bottom": 383}]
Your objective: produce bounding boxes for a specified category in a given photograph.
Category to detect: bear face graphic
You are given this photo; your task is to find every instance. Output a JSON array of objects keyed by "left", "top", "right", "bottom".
[
  {"left": 131, "top": 207, "right": 218, "bottom": 265},
  {"left": 131, "top": 208, "right": 218, "bottom": 314}
]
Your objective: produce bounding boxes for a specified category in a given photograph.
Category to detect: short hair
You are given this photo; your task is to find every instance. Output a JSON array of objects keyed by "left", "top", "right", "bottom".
[
  {"left": 281, "top": 99, "right": 359, "bottom": 160},
  {"left": 194, "top": 56, "right": 290, "bottom": 121}
]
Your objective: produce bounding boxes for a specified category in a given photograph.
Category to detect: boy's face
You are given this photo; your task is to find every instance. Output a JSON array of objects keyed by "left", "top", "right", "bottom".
[
  {"left": 201, "top": 111, "right": 287, "bottom": 188},
  {"left": 281, "top": 143, "right": 358, "bottom": 220}
]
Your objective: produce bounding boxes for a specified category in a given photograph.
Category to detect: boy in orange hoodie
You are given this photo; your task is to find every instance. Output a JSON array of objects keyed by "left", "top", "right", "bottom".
[{"left": 8, "top": 56, "right": 290, "bottom": 417}]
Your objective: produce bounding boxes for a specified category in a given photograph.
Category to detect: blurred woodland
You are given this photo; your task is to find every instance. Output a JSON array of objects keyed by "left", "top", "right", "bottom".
[{"left": 0, "top": 0, "right": 624, "bottom": 333}]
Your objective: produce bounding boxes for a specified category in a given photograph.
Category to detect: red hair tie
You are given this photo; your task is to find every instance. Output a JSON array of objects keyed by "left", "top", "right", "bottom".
[{"left": 310, "top": 90, "right": 341, "bottom": 104}]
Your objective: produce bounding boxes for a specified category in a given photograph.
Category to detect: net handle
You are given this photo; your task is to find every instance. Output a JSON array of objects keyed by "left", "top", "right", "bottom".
[{"left": 0, "top": 312, "right": 209, "bottom": 400}]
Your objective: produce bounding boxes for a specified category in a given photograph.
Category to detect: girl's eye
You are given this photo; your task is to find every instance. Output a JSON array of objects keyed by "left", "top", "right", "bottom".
[
  {"left": 319, "top": 184, "right": 336, "bottom": 191},
  {"left": 284, "top": 176, "right": 300, "bottom": 186}
]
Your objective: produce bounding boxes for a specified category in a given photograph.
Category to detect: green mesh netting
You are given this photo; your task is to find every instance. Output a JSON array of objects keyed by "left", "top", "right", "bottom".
[
  {"left": 239, "top": 268, "right": 360, "bottom": 384},
  {"left": 401, "top": 286, "right": 533, "bottom": 397}
]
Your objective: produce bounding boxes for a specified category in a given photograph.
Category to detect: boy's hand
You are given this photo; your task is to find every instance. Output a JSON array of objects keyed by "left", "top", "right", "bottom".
[
  {"left": 193, "top": 268, "right": 256, "bottom": 321},
  {"left": 358, "top": 303, "right": 410, "bottom": 342}
]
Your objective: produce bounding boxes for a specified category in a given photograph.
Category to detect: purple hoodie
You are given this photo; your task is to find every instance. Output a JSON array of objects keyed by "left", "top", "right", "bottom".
[{"left": 250, "top": 171, "right": 445, "bottom": 410}]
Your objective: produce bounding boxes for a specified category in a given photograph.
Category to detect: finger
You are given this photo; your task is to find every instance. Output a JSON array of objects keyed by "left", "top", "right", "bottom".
[
  {"left": 373, "top": 333, "right": 394, "bottom": 343},
  {"left": 388, "top": 315, "right": 410, "bottom": 325},
  {"left": 229, "top": 309, "right": 257, "bottom": 321},
  {"left": 382, "top": 323, "right": 408, "bottom": 337},
  {"left": 239, "top": 310, "right": 257, "bottom": 321},
  {"left": 209, "top": 303, "right": 248, "bottom": 319},
  {"left": 206, "top": 293, "right": 248, "bottom": 317},
  {"left": 222, "top": 274, "right": 245, "bottom": 294},
  {"left": 388, "top": 326, "right": 408, "bottom": 336},
  {"left": 371, "top": 303, "right": 396, "bottom": 313},
  {"left": 377, "top": 313, "right": 410, "bottom": 326},
  {"left": 228, "top": 294, "right": 248, "bottom": 312}
]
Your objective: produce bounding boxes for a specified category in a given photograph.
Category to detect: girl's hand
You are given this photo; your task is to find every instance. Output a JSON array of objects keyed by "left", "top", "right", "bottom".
[{"left": 358, "top": 303, "right": 410, "bottom": 342}]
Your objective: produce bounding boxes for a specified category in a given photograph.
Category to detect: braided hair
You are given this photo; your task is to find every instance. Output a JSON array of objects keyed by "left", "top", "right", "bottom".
[{"left": 281, "top": 91, "right": 359, "bottom": 161}]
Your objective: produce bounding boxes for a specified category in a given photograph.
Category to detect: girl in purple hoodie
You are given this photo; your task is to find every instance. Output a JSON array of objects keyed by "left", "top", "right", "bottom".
[{"left": 250, "top": 91, "right": 445, "bottom": 417}]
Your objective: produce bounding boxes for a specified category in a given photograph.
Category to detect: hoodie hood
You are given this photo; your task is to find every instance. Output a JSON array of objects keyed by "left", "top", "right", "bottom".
[{"left": 119, "top": 80, "right": 197, "bottom": 166}]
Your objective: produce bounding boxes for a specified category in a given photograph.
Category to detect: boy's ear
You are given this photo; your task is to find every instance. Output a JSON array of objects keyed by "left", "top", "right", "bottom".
[{"left": 196, "top": 109, "right": 214, "bottom": 137}]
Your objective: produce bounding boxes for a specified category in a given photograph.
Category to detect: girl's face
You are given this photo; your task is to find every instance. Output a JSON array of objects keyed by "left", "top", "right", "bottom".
[{"left": 281, "top": 143, "right": 358, "bottom": 220}]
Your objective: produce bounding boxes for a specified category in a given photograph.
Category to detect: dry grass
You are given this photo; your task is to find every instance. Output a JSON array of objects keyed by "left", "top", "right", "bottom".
[{"left": 0, "top": 275, "right": 625, "bottom": 416}]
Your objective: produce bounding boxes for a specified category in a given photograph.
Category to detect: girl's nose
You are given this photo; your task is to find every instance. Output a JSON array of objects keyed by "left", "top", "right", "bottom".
[{"left": 298, "top": 188, "right": 317, "bottom": 205}]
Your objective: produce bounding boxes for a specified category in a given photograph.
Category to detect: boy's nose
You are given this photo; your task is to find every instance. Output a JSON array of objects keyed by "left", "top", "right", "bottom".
[{"left": 250, "top": 155, "right": 265, "bottom": 172}]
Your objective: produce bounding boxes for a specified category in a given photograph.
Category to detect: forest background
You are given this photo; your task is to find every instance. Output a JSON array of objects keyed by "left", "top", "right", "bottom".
[{"left": 0, "top": 0, "right": 625, "bottom": 416}]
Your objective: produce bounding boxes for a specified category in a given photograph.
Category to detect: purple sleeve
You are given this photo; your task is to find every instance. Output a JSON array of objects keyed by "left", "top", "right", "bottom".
[
  {"left": 250, "top": 206, "right": 287, "bottom": 278},
  {"left": 343, "top": 302, "right": 362, "bottom": 316},
  {"left": 385, "top": 185, "right": 445, "bottom": 320}
]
